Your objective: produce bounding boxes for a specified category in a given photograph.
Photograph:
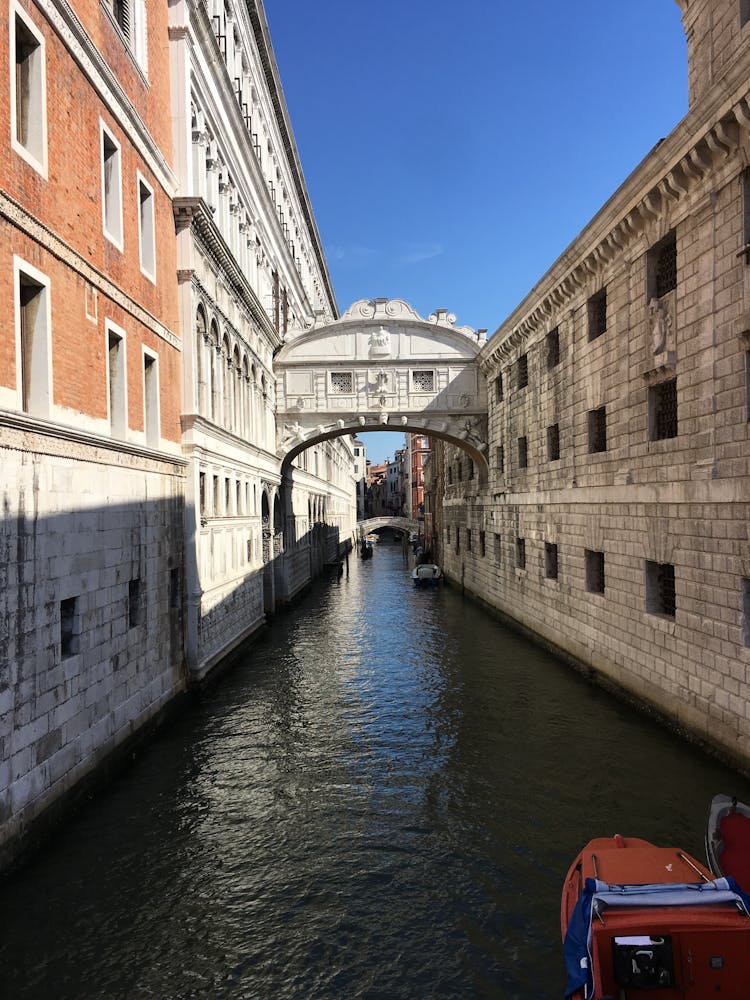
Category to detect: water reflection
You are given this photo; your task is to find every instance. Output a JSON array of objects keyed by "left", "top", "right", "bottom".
[{"left": 2, "top": 538, "right": 750, "bottom": 999}]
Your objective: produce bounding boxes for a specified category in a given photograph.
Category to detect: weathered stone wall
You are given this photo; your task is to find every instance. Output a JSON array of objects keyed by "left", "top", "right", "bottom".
[
  {"left": 0, "top": 422, "right": 186, "bottom": 864},
  {"left": 438, "top": 6, "right": 750, "bottom": 769}
]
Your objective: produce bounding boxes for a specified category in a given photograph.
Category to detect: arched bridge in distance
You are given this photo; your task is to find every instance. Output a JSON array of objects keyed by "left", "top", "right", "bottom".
[
  {"left": 357, "top": 517, "right": 420, "bottom": 538},
  {"left": 274, "top": 298, "right": 489, "bottom": 477}
]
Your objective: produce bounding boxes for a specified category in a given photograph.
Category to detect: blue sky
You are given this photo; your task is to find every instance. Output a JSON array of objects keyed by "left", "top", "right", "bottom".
[{"left": 265, "top": 1, "right": 688, "bottom": 463}]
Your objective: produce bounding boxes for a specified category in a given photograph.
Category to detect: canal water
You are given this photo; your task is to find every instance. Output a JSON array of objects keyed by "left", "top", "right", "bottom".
[{"left": 3, "top": 538, "right": 750, "bottom": 999}]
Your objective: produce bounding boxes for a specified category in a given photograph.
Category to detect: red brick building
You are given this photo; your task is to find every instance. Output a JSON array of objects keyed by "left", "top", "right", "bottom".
[{"left": 0, "top": 0, "right": 184, "bottom": 866}]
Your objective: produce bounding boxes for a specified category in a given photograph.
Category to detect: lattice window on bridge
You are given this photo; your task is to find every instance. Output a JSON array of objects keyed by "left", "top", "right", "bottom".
[
  {"left": 412, "top": 370, "right": 435, "bottom": 393},
  {"left": 646, "top": 560, "right": 676, "bottom": 618},
  {"left": 329, "top": 371, "right": 353, "bottom": 394},
  {"left": 649, "top": 378, "right": 678, "bottom": 440}
]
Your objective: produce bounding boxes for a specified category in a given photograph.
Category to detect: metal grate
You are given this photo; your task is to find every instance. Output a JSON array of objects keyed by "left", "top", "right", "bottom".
[
  {"left": 516, "top": 354, "right": 528, "bottom": 389},
  {"left": 651, "top": 378, "right": 678, "bottom": 439},
  {"left": 588, "top": 289, "right": 607, "bottom": 340},
  {"left": 547, "top": 328, "right": 560, "bottom": 369},
  {"left": 585, "top": 550, "right": 605, "bottom": 593},
  {"left": 588, "top": 407, "right": 607, "bottom": 453},
  {"left": 547, "top": 423, "right": 560, "bottom": 461},
  {"left": 495, "top": 373, "right": 504, "bottom": 401},
  {"left": 330, "top": 372, "right": 353, "bottom": 394},
  {"left": 545, "top": 542, "right": 559, "bottom": 580},
  {"left": 412, "top": 370, "right": 434, "bottom": 392},
  {"left": 654, "top": 237, "right": 677, "bottom": 298}
]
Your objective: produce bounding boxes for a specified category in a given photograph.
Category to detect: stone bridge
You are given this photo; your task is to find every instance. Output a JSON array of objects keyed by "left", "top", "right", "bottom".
[
  {"left": 357, "top": 516, "right": 420, "bottom": 537},
  {"left": 275, "top": 298, "right": 489, "bottom": 479}
]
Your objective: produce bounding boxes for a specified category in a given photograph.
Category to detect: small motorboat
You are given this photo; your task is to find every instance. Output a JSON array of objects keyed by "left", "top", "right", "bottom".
[
  {"left": 412, "top": 563, "right": 441, "bottom": 587},
  {"left": 561, "top": 834, "right": 750, "bottom": 999},
  {"left": 706, "top": 794, "right": 750, "bottom": 890}
]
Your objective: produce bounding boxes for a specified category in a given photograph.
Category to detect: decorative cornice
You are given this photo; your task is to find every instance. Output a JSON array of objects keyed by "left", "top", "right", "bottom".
[
  {"left": 42, "top": 0, "right": 176, "bottom": 195},
  {"left": 2, "top": 190, "right": 181, "bottom": 350},
  {"left": 482, "top": 78, "right": 750, "bottom": 364},
  {"left": 174, "top": 196, "right": 281, "bottom": 349}
]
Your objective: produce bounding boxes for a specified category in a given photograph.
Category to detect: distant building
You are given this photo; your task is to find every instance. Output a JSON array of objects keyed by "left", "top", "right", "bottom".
[
  {"left": 352, "top": 438, "right": 367, "bottom": 520},
  {"left": 407, "top": 434, "right": 431, "bottom": 519},
  {"left": 387, "top": 448, "right": 407, "bottom": 515}
]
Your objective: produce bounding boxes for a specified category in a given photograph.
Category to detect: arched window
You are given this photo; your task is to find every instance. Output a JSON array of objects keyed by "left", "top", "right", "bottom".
[
  {"left": 222, "top": 333, "right": 232, "bottom": 430},
  {"left": 241, "top": 354, "right": 250, "bottom": 436},
  {"left": 233, "top": 346, "right": 242, "bottom": 433},
  {"left": 209, "top": 319, "right": 220, "bottom": 422},
  {"left": 195, "top": 306, "right": 207, "bottom": 415}
]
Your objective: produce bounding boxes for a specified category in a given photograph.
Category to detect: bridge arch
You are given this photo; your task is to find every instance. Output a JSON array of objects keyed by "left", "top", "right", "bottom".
[{"left": 275, "top": 298, "right": 490, "bottom": 482}]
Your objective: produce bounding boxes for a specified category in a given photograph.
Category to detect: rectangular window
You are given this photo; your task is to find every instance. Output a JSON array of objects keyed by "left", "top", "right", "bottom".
[
  {"left": 225, "top": 477, "right": 230, "bottom": 512},
  {"left": 329, "top": 371, "right": 353, "bottom": 394},
  {"left": 546, "top": 328, "right": 560, "bottom": 369},
  {"left": 647, "top": 230, "right": 677, "bottom": 299},
  {"left": 588, "top": 406, "right": 607, "bottom": 453},
  {"left": 236, "top": 480, "right": 241, "bottom": 513},
  {"left": 128, "top": 578, "right": 141, "bottom": 628},
  {"left": 106, "top": 323, "right": 127, "bottom": 438},
  {"left": 213, "top": 475, "right": 219, "bottom": 515},
  {"left": 496, "top": 444, "right": 505, "bottom": 473},
  {"left": 585, "top": 549, "right": 605, "bottom": 594},
  {"left": 516, "top": 537, "right": 526, "bottom": 570},
  {"left": 15, "top": 257, "right": 51, "bottom": 417},
  {"left": 645, "top": 560, "right": 676, "bottom": 618},
  {"left": 169, "top": 567, "right": 180, "bottom": 610},
  {"left": 60, "top": 596, "right": 79, "bottom": 659},
  {"left": 11, "top": 4, "right": 47, "bottom": 176},
  {"left": 743, "top": 578, "right": 750, "bottom": 647},
  {"left": 412, "top": 370, "right": 435, "bottom": 392},
  {"left": 466, "top": 528, "right": 472, "bottom": 552},
  {"left": 468, "top": 459, "right": 474, "bottom": 481},
  {"left": 547, "top": 423, "right": 560, "bottom": 461},
  {"left": 545, "top": 542, "right": 559, "bottom": 580},
  {"left": 448, "top": 465, "right": 453, "bottom": 485},
  {"left": 516, "top": 353, "right": 528, "bottom": 389},
  {"left": 457, "top": 461, "right": 463, "bottom": 482},
  {"left": 143, "top": 349, "right": 159, "bottom": 446},
  {"left": 649, "top": 378, "right": 678, "bottom": 440},
  {"left": 137, "top": 174, "right": 156, "bottom": 281},
  {"left": 495, "top": 373, "right": 504, "bottom": 402},
  {"left": 518, "top": 435, "right": 528, "bottom": 468},
  {"left": 101, "top": 122, "right": 123, "bottom": 249},
  {"left": 446, "top": 525, "right": 451, "bottom": 544},
  {"left": 199, "top": 472, "right": 206, "bottom": 517},
  {"left": 493, "top": 533, "right": 502, "bottom": 561},
  {"left": 455, "top": 527, "right": 460, "bottom": 554},
  {"left": 587, "top": 288, "right": 607, "bottom": 341},
  {"left": 479, "top": 531, "right": 486, "bottom": 558}
]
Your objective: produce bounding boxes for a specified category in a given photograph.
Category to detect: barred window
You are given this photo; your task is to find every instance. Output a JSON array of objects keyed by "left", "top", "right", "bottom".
[
  {"left": 545, "top": 542, "right": 559, "bottom": 580},
  {"left": 468, "top": 458, "right": 474, "bottom": 481},
  {"left": 649, "top": 378, "right": 678, "bottom": 440},
  {"left": 60, "top": 596, "right": 80, "bottom": 659},
  {"left": 587, "top": 288, "right": 607, "bottom": 341},
  {"left": 446, "top": 525, "right": 451, "bottom": 544},
  {"left": 585, "top": 549, "right": 605, "bottom": 594},
  {"left": 518, "top": 435, "right": 528, "bottom": 468},
  {"left": 412, "top": 370, "right": 435, "bottom": 392},
  {"left": 546, "top": 328, "right": 560, "bottom": 369},
  {"left": 648, "top": 231, "right": 677, "bottom": 299},
  {"left": 547, "top": 423, "right": 560, "bottom": 461},
  {"left": 479, "top": 531, "right": 486, "bottom": 557},
  {"left": 494, "top": 533, "right": 502, "bottom": 561},
  {"left": 330, "top": 371, "right": 353, "bottom": 394},
  {"left": 495, "top": 373, "right": 504, "bottom": 402},
  {"left": 456, "top": 527, "right": 461, "bottom": 554},
  {"left": 646, "top": 560, "right": 675, "bottom": 618},
  {"left": 587, "top": 406, "right": 607, "bottom": 453},
  {"left": 516, "top": 353, "right": 528, "bottom": 389},
  {"left": 466, "top": 528, "right": 472, "bottom": 552},
  {"left": 496, "top": 444, "right": 505, "bottom": 473},
  {"left": 516, "top": 537, "right": 526, "bottom": 570}
]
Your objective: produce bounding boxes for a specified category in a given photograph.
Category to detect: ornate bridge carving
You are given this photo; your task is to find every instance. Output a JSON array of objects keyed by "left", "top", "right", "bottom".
[{"left": 275, "top": 298, "right": 489, "bottom": 478}]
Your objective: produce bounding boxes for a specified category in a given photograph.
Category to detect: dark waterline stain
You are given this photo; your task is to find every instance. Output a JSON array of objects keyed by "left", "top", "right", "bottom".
[{"left": 2, "top": 540, "right": 750, "bottom": 999}]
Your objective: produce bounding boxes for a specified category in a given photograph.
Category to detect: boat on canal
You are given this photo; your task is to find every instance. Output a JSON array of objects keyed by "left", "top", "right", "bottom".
[
  {"left": 706, "top": 794, "right": 750, "bottom": 890},
  {"left": 412, "top": 563, "right": 441, "bottom": 587},
  {"left": 561, "top": 834, "right": 750, "bottom": 999}
]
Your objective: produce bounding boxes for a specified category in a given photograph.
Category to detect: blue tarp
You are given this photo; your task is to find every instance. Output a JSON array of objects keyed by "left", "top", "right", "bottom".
[{"left": 563, "top": 876, "right": 750, "bottom": 998}]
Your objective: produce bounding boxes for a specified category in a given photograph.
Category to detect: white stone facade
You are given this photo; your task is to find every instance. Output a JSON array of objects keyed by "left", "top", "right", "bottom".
[{"left": 0, "top": 420, "right": 186, "bottom": 862}]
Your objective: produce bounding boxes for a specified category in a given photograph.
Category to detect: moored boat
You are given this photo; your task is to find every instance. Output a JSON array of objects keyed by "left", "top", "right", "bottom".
[
  {"left": 706, "top": 794, "right": 750, "bottom": 890},
  {"left": 561, "top": 834, "right": 750, "bottom": 998},
  {"left": 412, "top": 563, "right": 441, "bottom": 587}
]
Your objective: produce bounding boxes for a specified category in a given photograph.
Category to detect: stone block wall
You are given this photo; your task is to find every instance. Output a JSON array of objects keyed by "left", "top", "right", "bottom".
[{"left": 0, "top": 423, "right": 186, "bottom": 863}]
